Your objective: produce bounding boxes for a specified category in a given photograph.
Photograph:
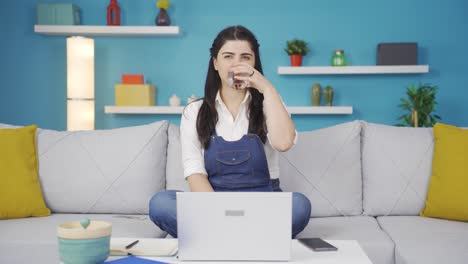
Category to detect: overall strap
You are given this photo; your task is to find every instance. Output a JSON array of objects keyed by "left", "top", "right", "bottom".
[{"left": 247, "top": 124, "right": 255, "bottom": 134}]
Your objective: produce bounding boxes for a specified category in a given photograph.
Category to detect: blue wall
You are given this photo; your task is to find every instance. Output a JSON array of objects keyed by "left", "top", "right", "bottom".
[{"left": 1, "top": 0, "right": 467, "bottom": 131}]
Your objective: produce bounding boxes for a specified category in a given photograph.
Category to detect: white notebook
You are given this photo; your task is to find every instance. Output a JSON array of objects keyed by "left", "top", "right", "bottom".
[{"left": 110, "top": 238, "right": 178, "bottom": 256}]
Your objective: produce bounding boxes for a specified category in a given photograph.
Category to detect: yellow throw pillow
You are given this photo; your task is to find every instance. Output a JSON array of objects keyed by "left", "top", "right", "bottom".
[
  {"left": 0, "top": 125, "right": 51, "bottom": 219},
  {"left": 420, "top": 123, "right": 468, "bottom": 221}
]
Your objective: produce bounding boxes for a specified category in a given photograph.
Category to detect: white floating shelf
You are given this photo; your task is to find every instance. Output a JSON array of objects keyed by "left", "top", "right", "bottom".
[
  {"left": 105, "top": 106, "right": 185, "bottom": 114},
  {"left": 104, "top": 106, "right": 353, "bottom": 115},
  {"left": 34, "top": 25, "right": 180, "bottom": 36},
  {"left": 288, "top": 106, "right": 353, "bottom": 114},
  {"left": 278, "top": 65, "right": 429, "bottom": 75}
]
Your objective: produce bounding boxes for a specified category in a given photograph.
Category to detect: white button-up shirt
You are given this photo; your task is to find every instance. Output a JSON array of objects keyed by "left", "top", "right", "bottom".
[{"left": 180, "top": 91, "right": 297, "bottom": 180}]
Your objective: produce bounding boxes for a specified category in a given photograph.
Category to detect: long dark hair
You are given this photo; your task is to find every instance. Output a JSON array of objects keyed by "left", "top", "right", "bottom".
[{"left": 196, "top": 25, "right": 266, "bottom": 149}]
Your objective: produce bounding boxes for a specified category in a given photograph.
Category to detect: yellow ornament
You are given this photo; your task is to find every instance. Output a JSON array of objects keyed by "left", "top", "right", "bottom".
[{"left": 156, "top": 0, "right": 170, "bottom": 9}]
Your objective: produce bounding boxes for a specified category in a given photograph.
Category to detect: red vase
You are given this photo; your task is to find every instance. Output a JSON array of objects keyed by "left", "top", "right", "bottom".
[
  {"left": 107, "top": 0, "right": 121, "bottom": 26},
  {"left": 290, "top": 55, "right": 303, "bottom": 66}
]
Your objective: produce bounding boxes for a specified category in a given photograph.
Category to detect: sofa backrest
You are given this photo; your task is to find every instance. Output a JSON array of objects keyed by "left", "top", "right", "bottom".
[
  {"left": 1, "top": 121, "right": 169, "bottom": 215},
  {"left": 361, "top": 121, "right": 433, "bottom": 216},
  {"left": 2, "top": 119, "right": 439, "bottom": 217},
  {"left": 279, "top": 120, "right": 363, "bottom": 217}
]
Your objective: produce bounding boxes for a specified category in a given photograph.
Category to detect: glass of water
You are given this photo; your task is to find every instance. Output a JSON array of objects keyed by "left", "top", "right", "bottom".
[{"left": 227, "top": 71, "right": 249, "bottom": 90}]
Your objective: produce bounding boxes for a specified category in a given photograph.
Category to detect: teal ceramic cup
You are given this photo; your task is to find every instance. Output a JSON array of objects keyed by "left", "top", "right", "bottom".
[{"left": 57, "top": 220, "right": 112, "bottom": 264}]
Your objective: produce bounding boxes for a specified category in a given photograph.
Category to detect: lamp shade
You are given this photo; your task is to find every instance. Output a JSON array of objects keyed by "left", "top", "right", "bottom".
[{"left": 67, "top": 36, "right": 94, "bottom": 131}]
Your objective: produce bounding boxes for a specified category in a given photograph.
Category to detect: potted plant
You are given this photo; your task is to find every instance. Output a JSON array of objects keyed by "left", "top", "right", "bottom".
[
  {"left": 396, "top": 83, "right": 442, "bottom": 127},
  {"left": 284, "top": 39, "right": 310, "bottom": 66}
]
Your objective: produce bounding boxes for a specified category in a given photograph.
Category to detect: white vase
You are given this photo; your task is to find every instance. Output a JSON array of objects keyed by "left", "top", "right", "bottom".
[
  {"left": 187, "top": 94, "right": 198, "bottom": 104},
  {"left": 169, "top": 94, "right": 181, "bottom": 106}
]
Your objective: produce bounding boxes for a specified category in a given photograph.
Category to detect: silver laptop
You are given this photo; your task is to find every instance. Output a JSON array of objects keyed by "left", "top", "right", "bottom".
[{"left": 176, "top": 192, "right": 292, "bottom": 261}]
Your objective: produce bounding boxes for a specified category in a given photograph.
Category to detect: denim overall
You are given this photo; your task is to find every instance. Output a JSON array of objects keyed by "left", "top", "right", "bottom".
[{"left": 204, "top": 129, "right": 280, "bottom": 192}]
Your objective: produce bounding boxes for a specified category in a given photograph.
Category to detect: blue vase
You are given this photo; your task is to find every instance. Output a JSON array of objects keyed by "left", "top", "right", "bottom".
[{"left": 155, "top": 8, "right": 171, "bottom": 26}]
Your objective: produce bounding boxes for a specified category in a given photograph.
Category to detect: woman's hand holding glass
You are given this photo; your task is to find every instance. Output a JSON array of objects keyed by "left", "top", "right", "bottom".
[{"left": 227, "top": 63, "right": 273, "bottom": 94}]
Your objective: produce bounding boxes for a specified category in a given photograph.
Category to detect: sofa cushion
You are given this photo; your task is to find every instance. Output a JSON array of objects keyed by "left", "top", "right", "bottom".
[
  {"left": 41, "top": 121, "right": 168, "bottom": 214},
  {"left": 420, "top": 123, "right": 468, "bottom": 221},
  {"left": 298, "top": 216, "right": 394, "bottom": 264},
  {"left": 361, "top": 122, "right": 433, "bottom": 216},
  {"left": 166, "top": 124, "right": 190, "bottom": 191},
  {"left": 0, "top": 125, "right": 51, "bottom": 219},
  {"left": 279, "top": 120, "right": 362, "bottom": 217},
  {"left": 1, "top": 121, "right": 169, "bottom": 214},
  {"left": 377, "top": 216, "right": 468, "bottom": 264},
  {"left": 0, "top": 213, "right": 166, "bottom": 263}
]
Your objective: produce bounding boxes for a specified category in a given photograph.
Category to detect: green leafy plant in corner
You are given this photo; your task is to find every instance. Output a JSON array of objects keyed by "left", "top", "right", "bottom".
[
  {"left": 284, "top": 39, "right": 310, "bottom": 56},
  {"left": 396, "top": 83, "right": 442, "bottom": 127}
]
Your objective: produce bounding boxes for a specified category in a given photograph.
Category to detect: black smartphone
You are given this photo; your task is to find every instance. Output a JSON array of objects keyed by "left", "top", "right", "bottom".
[{"left": 298, "top": 238, "right": 338, "bottom": 251}]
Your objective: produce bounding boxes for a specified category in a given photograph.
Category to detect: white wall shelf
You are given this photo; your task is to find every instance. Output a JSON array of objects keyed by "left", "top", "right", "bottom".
[
  {"left": 278, "top": 65, "right": 429, "bottom": 75},
  {"left": 34, "top": 25, "right": 181, "bottom": 36},
  {"left": 104, "top": 106, "right": 353, "bottom": 115},
  {"left": 105, "top": 106, "right": 185, "bottom": 114},
  {"left": 287, "top": 106, "right": 353, "bottom": 114}
]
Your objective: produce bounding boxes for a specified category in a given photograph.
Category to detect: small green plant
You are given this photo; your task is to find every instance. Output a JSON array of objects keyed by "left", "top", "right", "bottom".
[
  {"left": 284, "top": 39, "right": 310, "bottom": 56},
  {"left": 396, "top": 83, "right": 442, "bottom": 127}
]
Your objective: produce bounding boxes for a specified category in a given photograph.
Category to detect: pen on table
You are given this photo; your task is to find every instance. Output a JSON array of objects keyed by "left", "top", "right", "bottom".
[{"left": 125, "top": 240, "right": 139, "bottom": 250}]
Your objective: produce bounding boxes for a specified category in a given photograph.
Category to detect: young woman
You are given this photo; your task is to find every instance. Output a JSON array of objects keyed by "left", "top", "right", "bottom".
[{"left": 149, "top": 25, "right": 311, "bottom": 238}]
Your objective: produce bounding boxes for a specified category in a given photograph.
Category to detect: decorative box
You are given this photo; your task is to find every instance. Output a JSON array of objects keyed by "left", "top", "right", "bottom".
[
  {"left": 115, "top": 84, "right": 156, "bottom": 106},
  {"left": 121, "top": 74, "right": 144, "bottom": 84},
  {"left": 377, "top": 43, "right": 418, "bottom": 65},
  {"left": 37, "top": 3, "right": 80, "bottom": 25}
]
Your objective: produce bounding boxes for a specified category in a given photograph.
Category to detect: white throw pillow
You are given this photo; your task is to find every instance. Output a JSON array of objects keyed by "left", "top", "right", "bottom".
[
  {"left": 361, "top": 122, "right": 433, "bottom": 216},
  {"left": 279, "top": 120, "right": 362, "bottom": 217},
  {"left": 0, "top": 121, "right": 169, "bottom": 214}
]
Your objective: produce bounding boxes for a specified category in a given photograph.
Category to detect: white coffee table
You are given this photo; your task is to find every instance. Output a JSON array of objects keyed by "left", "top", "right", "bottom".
[{"left": 107, "top": 238, "right": 373, "bottom": 264}]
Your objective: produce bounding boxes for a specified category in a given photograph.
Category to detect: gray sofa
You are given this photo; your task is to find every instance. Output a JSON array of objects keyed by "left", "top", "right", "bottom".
[{"left": 1, "top": 120, "right": 467, "bottom": 264}]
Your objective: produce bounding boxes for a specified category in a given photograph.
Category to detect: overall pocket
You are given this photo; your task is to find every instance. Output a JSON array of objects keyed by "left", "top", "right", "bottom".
[{"left": 215, "top": 150, "right": 252, "bottom": 179}]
